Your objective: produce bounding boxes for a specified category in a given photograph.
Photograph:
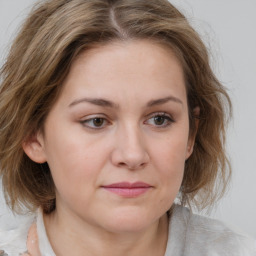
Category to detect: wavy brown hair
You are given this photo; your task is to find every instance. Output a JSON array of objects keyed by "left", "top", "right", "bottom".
[{"left": 0, "top": 0, "right": 231, "bottom": 213}]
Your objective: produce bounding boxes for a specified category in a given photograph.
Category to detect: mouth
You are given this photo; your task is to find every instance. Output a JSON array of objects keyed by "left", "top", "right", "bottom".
[{"left": 101, "top": 182, "right": 153, "bottom": 198}]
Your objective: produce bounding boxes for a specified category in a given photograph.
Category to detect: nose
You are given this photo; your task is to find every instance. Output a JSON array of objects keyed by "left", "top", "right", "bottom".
[{"left": 111, "top": 124, "right": 150, "bottom": 170}]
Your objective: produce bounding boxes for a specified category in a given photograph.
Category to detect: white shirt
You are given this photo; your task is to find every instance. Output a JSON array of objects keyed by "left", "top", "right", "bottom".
[{"left": 1, "top": 205, "right": 256, "bottom": 255}]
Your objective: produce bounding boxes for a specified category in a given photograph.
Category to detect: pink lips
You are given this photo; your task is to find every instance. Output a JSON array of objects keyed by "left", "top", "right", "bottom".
[{"left": 102, "top": 182, "right": 152, "bottom": 198}]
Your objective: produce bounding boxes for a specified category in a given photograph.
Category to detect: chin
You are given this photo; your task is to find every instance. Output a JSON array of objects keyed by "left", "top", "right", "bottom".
[{"left": 100, "top": 207, "right": 162, "bottom": 233}]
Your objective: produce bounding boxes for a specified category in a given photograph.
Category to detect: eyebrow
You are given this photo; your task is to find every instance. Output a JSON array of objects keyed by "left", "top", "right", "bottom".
[
  {"left": 69, "top": 95, "right": 183, "bottom": 108},
  {"left": 147, "top": 96, "right": 183, "bottom": 107},
  {"left": 69, "top": 98, "right": 119, "bottom": 108}
]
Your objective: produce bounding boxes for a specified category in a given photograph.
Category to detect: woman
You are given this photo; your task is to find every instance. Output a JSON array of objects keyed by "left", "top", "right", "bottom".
[{"left": 0, "top": 0, "right": 255, "bottom": 255}]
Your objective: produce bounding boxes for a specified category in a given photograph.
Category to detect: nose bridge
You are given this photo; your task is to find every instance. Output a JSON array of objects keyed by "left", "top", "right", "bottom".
[{"left": 111, "top": 120, "right": 149, "bottom": 169}]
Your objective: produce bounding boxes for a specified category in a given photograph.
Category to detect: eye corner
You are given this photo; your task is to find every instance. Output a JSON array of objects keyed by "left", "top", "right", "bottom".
[
  {"left": 79, "top": 116, "right": 111, "bottom": 130},
  {"left": 144, "top": 112, "right": 175, "bottom": 128}
]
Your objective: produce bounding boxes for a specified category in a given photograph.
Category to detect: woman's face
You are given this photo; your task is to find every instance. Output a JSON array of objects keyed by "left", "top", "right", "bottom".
[{"left": 26, "top": 40, "right": 195, "bottom": 233}]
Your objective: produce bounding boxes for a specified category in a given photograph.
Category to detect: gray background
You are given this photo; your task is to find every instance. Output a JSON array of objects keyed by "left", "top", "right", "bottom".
[{"left": 0, "top": 0, "right": 255, "bottom": 238}]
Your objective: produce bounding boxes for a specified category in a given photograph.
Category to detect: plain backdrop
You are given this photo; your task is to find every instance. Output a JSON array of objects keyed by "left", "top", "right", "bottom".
[{"left": 0, "top": 0, "right": 255, "bottom": 239}]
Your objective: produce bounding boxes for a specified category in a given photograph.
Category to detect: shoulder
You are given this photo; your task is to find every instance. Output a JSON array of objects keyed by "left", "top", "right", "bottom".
[
  {"left": 168, "top": 205, "right": 256, "bottom": 256},
  {"left": 0, "top": 212, "right": 35, "bottom": 256}
]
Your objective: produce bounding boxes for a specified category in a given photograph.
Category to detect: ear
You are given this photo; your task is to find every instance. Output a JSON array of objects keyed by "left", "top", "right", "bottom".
[
  {"left": 22, "top": 131, "right": 47, "bottom": 163},
  {"left": 186, "top": 106, "right": 200, "bottom": 159}
]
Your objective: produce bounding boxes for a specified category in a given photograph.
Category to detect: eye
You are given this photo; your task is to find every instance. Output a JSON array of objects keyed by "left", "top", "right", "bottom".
[
  {"left": 80, "top": 117, "right": 108, "bottom": 129},
  {"left": 145, "top": 113, "right": 174, "bottom": 127}
]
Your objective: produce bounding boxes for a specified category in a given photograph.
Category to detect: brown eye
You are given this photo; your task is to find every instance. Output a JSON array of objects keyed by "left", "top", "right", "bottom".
[
  {"left": 145, "top": 113, "right": 174, "bottom": 128},
  {"left": 154, "top": 116, "right": 165, "bottom": 125},
  {"left": 93, "top": 118, "right": 104, "bottom": 127},
  {"left": 80, "top": 117, "right": 108, "bottom": 129}
]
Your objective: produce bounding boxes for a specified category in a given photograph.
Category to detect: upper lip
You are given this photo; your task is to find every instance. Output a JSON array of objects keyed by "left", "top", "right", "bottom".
[{"left": 102, "top": 182, "right": 152, "bottom": 188}]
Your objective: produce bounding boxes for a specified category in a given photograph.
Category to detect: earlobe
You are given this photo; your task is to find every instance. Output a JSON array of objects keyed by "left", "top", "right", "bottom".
[
  {"left": 186, "top": 106, "right": 200, "bottom": 160},
  {"left": 186, "top": 141, "right": 195, "bottom": 160},
  {"left": 22, "top": 132, "right": 47, "bottom": 163}
]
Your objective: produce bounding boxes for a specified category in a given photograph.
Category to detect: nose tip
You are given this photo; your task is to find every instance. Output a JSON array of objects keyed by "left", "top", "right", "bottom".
[
  {"left": 111, "top": 130, "right": 150, "bottom": 170},
  {"left": 117, "top": 159, "right": 148, "bottom": 170},
  {"left": 113, "top": 151, "right": 150, "bottom": 170}
]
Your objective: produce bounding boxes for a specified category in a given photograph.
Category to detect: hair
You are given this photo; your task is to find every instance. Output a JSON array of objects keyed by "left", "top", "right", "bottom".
[{"left": 0, "top": 0, "right": 231, "bottom": 214}]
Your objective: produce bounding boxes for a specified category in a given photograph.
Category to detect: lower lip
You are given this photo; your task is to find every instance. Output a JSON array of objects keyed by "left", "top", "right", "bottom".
[{"left": 102, "top": 187, "right": 151, "bottom": 197}]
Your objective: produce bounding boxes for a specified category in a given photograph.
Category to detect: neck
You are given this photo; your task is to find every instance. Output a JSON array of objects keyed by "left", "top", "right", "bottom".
[{"left": 44, "top": 207, "right": 169, "bottom": 256}]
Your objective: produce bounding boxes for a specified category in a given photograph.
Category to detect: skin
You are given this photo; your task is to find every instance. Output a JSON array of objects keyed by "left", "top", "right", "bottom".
[{"left": 23, "top": 40, "right": 197, "bottom": 256}]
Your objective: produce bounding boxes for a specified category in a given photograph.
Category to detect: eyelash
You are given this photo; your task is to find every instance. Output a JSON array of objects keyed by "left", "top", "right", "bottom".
[
  {"left": 80, "top": 116, "right": 109, "bottom": 130},
  {"left": 80, "top": 112, "right": 174, "bottom": 130},
  {"left": 145, "top": 112, "right": 174, "bottom": 128}
]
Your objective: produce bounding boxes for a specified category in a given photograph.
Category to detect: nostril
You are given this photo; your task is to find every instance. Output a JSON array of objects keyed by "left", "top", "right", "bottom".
[
  {"left": 111, "top": 142, "right": 150, "bottom": 170},
  {"left": 118, "top": 161, "right": 147, "bottom": 170},
  {"left": 118, "top": 162, "right": 126, "bottom": 167}
]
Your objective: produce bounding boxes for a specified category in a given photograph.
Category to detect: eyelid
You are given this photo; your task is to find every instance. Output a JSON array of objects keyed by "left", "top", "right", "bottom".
[
  {"left": 80, "top": 115, "right": 111, "bottom": 129},
  {"left": 79, "top": 112, "right": 174, "bottom": 130},
  {"left": 144, "top": 112, "right": 175, "bottom": 127},
  {"left": 146, "top": 111, "right": 174, "bottom": 120}
]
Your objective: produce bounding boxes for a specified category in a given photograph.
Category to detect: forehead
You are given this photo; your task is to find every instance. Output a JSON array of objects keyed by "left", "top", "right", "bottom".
[
  {"left": 73, "top": 39, "right": 184, "bottom": 76},
  {"left": 58, "top": 39, "right": 187, "bottom": 107}
]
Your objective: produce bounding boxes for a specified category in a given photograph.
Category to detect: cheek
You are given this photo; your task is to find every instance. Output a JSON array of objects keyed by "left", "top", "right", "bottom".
[
  {"left": 150, "top": 127, "right": 189, "bottom": 191},
  {"left": 154, "top": 133, "right": 189, "bottom": 171},
  {"left": 44, "top": 128, "right": 113, "bottom": 197},
  {"left": 150, "top": 140, "right": 186, "bottom": 214},
  {"left": 47, "top": 143, "right": 99, "bottom": 180},
  {"left": 46, "top": 146, "right": 100, "bottom": 209}
]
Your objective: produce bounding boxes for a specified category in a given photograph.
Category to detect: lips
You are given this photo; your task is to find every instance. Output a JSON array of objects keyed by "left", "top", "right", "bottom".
[{"left": 101, "top": 182, "right": 152, "bottom": 197}]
